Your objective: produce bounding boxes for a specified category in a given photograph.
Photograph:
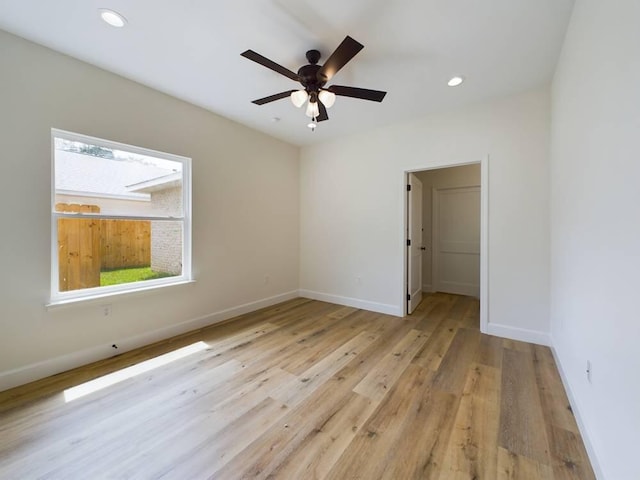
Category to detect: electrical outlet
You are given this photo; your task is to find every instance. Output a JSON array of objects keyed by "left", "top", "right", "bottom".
[
  {"left": 102, "top": 304, "right": 112, "bottom": 317},
  {"left": 264, "top": 274, "right": 270, "bottom": 285},
  {"left": 356, "top": 275, "right": 362, "bottom": 285},
  {"left": 586, "top": 360, "right": 592, "bottom": 383}
]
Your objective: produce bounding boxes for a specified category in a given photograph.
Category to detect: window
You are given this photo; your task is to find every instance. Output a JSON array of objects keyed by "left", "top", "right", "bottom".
[{"left": 51, "top": 129, "right": 191, "bottom": 303}]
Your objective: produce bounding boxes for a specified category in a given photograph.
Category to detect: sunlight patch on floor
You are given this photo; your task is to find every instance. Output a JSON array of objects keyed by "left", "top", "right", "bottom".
[{"left": 64, "top": 341, "right": 209, "bottom": 402}]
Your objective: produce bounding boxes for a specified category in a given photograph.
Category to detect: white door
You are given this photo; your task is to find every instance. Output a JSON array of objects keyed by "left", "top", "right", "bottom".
[
  {"left": 407, "top": 174, "right": 423, "bottom": 314},
  {"left": 433, "top": 186, "right": 480, "bottom": 297}
]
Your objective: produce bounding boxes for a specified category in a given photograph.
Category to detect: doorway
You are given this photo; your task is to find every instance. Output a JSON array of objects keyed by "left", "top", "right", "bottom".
[
  {"left": 432, "top": 185, "right": 480, "bottom": 297},
  {"left": 404, "top": 159, "right": 488, "bottom": 332}
]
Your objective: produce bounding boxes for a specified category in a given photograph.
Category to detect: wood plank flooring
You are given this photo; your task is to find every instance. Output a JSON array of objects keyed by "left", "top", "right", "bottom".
[{"left": 0, "top": 294, "right": 595, "bottom": 479}]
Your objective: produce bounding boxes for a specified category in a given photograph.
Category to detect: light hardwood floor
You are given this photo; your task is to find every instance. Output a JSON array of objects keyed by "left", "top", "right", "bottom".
[{"left": 0, "top": 294, "right": 595, "bottom": 479}]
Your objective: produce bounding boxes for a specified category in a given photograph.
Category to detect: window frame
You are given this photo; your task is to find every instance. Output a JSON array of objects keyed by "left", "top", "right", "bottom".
[{"left": 50, "top": 128, "right": 192, "bottom": 304}]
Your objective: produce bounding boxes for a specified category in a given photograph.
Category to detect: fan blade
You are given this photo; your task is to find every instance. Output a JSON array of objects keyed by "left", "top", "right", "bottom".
[
  {"left": 251, "top": 90, "right": 296, "bottom": 105},
  {"left": 328, "top": 85, "right": 387, "bottom": 102},
  {"left": 317, "top": 36, "right": 364, "bottom": 82},
  {"left": 241, "top": 50, "right": 299, "bottom": 81},
  {"left": 317, "top": 101, "right": 329, "bottom": 122}
]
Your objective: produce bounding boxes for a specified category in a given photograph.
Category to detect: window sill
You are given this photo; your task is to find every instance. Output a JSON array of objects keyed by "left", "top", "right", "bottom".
[{"left": 46, "top": 279, "right": 196, "bottom": 310}]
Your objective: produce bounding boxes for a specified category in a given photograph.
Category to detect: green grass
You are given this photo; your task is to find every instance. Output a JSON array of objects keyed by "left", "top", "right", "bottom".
[{"left": 100, "top": 266, "right": 175, "bottom": 286}]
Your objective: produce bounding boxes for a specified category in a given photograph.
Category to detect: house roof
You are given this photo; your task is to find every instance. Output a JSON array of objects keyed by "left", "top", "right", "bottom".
[
  {"left": 55, "top": 150, "right": 177, "bottom": 201},
  {"left": 127, "top": 172, "right": 182, "bottom": 194}
]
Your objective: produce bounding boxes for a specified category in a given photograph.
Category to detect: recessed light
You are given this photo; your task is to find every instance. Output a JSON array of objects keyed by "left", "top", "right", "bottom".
[
  {"left": 447, "top": 76, "right": 464, "bottom": 87},
  {"left": 99, "top": 9, "right": 127, "bottom": 28}
]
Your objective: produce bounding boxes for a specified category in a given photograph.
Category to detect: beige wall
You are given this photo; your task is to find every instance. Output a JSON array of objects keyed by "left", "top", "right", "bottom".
[
  {"left": 300, "top": 87, "right": 550, "bottom": 342},
  {"left": 415, "top": 164, "right": 481, "bottom": 291},
  {"left": 550, "top": 0, "right": 640, "bottom": 477},
  {"left": 0, "top": 30, "right": 300, "bottom": 389}
]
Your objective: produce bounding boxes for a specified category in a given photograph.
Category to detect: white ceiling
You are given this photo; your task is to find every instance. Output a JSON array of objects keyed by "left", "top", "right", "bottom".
[{"left": 0, "top": 0, "right": 575, "bottom": 146}]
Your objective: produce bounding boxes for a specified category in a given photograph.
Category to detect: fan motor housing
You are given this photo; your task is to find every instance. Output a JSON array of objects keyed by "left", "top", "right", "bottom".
[{"left": 298, "top": 63, "right": 325, "bottom": 92}]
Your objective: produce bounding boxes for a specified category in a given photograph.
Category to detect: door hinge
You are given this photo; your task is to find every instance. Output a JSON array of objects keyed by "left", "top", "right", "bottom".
[
  {"left": 407, "top": 184, "right": 411, "bottom": 191},
  {"left": 407, "top": 239, "right": 411, "bottom": 246},
  {"left": 407, "top": 293, "right": 411, "bottom": 301}
]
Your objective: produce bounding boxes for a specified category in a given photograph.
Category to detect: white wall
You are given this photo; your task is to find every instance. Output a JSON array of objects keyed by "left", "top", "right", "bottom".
[
  {"left": 550, "top": 1, "right": 640, "bottom": 478},
  {"left": 415, "top": 164, "right": 481, "bottom": 291},
  {"left": 0, "top": 30, "right": 300, "bottom": 390},
  {"left": 300, "top": 87, "right": 551, "bottom": 342}
]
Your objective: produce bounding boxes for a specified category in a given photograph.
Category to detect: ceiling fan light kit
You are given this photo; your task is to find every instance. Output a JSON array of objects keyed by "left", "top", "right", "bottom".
[
  {"left": 241, "top": 36, "right": 387, "bottom": 131},
  {"left": 318, "top": 89, "right": 336, "bottom": 108},
  {"left": 305, "top": 100, "right": 320, "bottom": 119},
  {"left": 290, "top": 90, "right": 308, "bottom": 108}
]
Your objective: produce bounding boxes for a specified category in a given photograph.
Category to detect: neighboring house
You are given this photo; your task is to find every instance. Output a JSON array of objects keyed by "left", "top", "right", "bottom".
[
  {"left": 127, "top": 173, "right": 183, "bottom": 275},
  {"left": 55, "top": 149, "right": 175, "bottom": 215},
  {"left": 55, "top": 149, "right": 183, "bottom": 275}
]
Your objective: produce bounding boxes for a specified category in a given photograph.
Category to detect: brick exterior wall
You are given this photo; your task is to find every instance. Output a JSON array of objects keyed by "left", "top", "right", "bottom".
[{"left": 151, "top": 187, "right": 182, "bottom": 275}]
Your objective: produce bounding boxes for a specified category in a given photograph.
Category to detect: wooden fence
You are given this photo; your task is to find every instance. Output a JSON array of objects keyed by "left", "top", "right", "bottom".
[
  {"left": 56, "top": 203, "right": 151, "bottom": 291},
  {"left": 100, "top": 219, "right": 151, "bottom": 270}
]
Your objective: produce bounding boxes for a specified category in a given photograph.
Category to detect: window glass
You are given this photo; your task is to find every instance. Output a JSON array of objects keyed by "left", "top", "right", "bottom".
[{"left": 52, "top": 131, "right": 190, "bottom": 301}]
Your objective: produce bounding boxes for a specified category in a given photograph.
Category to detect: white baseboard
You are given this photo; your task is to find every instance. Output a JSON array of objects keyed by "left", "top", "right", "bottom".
[
  {"left": 437, "top": 281, "right": 480, "bottom": 298},
  {"left": 422, "top": 283, "right": 433, "bottom": 293},
  {"left": 550, "top": 342, "right": 605, "bottom": 480},
  {"left": 0, "top": 290, "right": 299, "bottom": 393},
  {"left": 486, "top": 322, "right": 551, "bottom": 346},
  {"left": 298, "top": 289, "right": 402, "bottom": 317}
]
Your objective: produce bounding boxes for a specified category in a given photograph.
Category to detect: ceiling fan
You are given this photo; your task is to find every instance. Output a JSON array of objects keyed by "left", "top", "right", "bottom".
[{"left": 241, "top": 36, "right": 387, "bottom": 130}]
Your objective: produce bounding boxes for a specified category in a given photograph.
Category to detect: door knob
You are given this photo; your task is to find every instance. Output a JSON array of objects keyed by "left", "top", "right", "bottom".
[{"left": 420, "top": 247, "right": 426, "bottom": 251}]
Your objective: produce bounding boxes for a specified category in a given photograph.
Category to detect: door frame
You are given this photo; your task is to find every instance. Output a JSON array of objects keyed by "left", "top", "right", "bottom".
[
  {"left": 402, "top": 156, "right": 489, "bottom": 334},
  {"left": 407, "top": 173, "right": 423, "bottom": 314}
]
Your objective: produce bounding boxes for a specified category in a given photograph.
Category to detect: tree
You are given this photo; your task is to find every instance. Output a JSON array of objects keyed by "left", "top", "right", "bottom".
[{"left": 78, "top": 145, "right": 114, "bottom": 159}]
